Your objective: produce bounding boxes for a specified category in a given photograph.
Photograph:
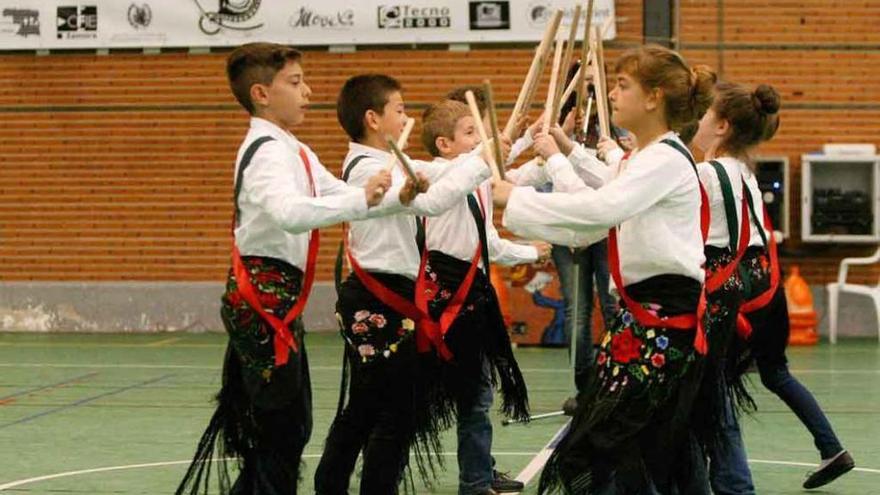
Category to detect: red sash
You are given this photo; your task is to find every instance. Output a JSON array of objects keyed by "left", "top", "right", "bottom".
[
  {"left": 705, "top": 188, "right": 751, "bottom": 294},
  {"left": 343, "top": 223, "right": 453, "bottom": 360},
  {"left": 415, "top": 189, "right": 487, "bottom": 342},
  {"left": 608, "top": 150, "right": 711, "bottom": 355},
  {"left": 231, "top": 147, "right": 319, "bottom": 366},
  {"left": 735, "top": 208, "right": 780, "bottom": 340}
]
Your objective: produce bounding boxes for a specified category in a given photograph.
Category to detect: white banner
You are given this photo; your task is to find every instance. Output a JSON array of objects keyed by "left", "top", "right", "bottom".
[{"left": 0, "top": 1, "right": 615, "bottom": 50}]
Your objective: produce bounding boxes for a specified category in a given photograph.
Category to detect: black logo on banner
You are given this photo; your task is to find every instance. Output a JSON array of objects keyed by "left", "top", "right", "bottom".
[
  {"left": 377, "top": 5, "right": 451, "bottom": 29},
  {"left": 469, "top": 1, "right": 509, "bottom": 30},
  {"left": 127, "top": 3, "right": 151, "bottom": 29},
  {"left": 56, "top": 5, "right": 97, "bottom": 39},
  {"left": 289, "top": 6, "right": 354, "bottom": 30},
  {"left": 194, "top": 0, "right": 263, "bottom": 35},
  {"left": 1, "top": 8, "right": 40, "bottom": 37}
]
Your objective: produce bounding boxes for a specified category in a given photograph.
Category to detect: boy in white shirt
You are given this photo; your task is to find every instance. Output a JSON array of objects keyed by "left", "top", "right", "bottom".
[
  {"left": 315, "top": 74, "right": 493, "bottom": 495},
  {"left": 420, "top": 98, "right": 550, "bottom": 495},
  {"left": 175, "top": 43, "right": 411, "bottom": 495}
]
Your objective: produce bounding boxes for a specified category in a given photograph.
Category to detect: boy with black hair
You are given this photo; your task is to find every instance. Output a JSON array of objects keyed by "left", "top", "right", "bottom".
[
  {"left": 175, "top": 43, "right": 412, "bottom": 495},
  {"left": 314, "top": 74, "right": 494, "bottom": 495}
]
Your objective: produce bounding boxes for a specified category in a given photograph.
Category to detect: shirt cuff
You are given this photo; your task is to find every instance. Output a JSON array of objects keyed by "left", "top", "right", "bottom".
[{"left": 606, "top": 147, "right": 625, "bottom": 166}]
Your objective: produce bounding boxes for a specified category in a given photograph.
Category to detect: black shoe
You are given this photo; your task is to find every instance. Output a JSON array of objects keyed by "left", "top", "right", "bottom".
[
  {"left": 492, "top": 470, "right": 524, "bottom": 493},
  {"left": 803, "top": 450, "right": 855, "bottom": 489}
]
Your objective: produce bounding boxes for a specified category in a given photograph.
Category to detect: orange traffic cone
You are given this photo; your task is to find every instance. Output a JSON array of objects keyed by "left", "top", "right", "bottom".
[{"left": 784, "top": 265, "right": 819, "bottom": 345}]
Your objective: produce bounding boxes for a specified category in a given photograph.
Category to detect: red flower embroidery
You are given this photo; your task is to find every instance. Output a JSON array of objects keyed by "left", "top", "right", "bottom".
[
  {"left": 258, "top": 291, "right": 281, "bottom": 308},
  {"left": 226, "top": 290, "right": 243, "bottom": 307},
  {"left": 597, "top": 352, "right": 608, "bottom": 365},
  {"left": 352, "top": 322, "right": 368, "bottom": 334},
  {"left": 610, "top": 328, "right": 643, "bottom": 364},
  {"left": 255, "top": 270, "right": 284, "bottom": 284},
  {"left": 651, "top": 353, "right": 666, "bottom": 368}
]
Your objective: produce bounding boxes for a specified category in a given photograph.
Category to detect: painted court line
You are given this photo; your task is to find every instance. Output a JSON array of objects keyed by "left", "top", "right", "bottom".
[
  {"left": 144, "top": 337, "right": 182, "bottom": 347},
  {"left": 1, "top": 454, "right": 876, "bottom": 491},
  {"left": 0, "top": 372, "right": 98, "bottom": 403},
  {"left": 0, "top": 452, "right": 535, "bottom": 491},
  {"left": 511, "top": 422, "right": 570, "bottom": 494},
  {"left": 0, "top": 374, "right": 173, "bottom": 429},
  {"left": 2, "top": 362, "right": 880, "bottom": 375}
]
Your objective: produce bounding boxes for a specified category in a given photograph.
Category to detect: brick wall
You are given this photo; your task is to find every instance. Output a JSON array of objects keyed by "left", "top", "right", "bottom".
[{"left": 1, "top": 0, "right": 878, "bottom": 285}]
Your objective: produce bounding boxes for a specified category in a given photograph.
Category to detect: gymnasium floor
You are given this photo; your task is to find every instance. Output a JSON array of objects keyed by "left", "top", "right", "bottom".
[{"left": 0, "top": 332, "right": 877, "bottom": 494}]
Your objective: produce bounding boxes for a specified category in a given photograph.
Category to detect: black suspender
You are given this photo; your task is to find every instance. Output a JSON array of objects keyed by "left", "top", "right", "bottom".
[{"left": 233, "top": 136, "right": 276, "bottom": 226}]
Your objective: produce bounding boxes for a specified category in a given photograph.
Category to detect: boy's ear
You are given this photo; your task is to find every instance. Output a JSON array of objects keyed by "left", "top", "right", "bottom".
[
  {"left": 249, "top": 83, "right": 270, "bottom": 111},
  {"left": 435, "top": 136, "right": 451, "bottom": 155},
  {"left": 364, "top": 109, "right": 381, "bottom": 133}
]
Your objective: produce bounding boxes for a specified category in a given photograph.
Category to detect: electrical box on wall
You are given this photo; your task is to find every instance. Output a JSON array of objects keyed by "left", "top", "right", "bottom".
[
  {"left": 801, "top": 153, "right": 880, "bottom": 243},
  {"left": 754, "top": 156, "right": 790, "bottom": 239}
]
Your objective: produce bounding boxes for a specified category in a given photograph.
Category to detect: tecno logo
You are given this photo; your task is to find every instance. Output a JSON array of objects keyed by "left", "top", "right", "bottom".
[{"left": 377, "top": 5, "right": 451, "bottom": 29}]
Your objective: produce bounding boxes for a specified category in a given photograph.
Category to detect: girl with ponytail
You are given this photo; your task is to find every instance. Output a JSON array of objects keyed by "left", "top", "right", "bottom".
[
  {"left": 696, "top": 82, "right": 854, "bottom": 492},
  {"left": 493, "top": 44, "right": 717, "bottom": 493}
]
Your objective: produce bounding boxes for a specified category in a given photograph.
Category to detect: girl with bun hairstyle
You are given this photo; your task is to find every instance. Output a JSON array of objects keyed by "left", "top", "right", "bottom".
[
  {"left": 698, "top": 82, "right": 854, "bottom": 492},
  {"left": 493, "top": 44, "right": 717, "bottom": 494}
]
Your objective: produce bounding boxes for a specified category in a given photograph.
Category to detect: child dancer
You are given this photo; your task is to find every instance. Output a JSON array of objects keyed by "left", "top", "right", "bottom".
[{"left": 494, "top": 45, "right": 717, "bottom": 493}]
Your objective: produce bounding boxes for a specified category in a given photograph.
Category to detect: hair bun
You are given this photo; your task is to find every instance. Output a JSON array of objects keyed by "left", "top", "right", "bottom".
[{"left": 753, "top": 84, "right": 780, "bottom": 115}]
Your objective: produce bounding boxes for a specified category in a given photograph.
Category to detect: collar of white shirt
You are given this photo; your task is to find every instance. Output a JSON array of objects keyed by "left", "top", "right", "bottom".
[
  {"left": 250, "top": 117, "right": 302, "bottom": 152},
  {"left": 348, "top": 141, "right": 392, "bottom": 162}
]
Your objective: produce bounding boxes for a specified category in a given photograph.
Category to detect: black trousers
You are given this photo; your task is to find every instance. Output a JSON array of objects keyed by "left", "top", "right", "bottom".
[
  {"left": 314, "top": 344, "right": 416, "bottom": 495},
  {"left": 229, "top": 332, "right": 313, "bottom": 495}
]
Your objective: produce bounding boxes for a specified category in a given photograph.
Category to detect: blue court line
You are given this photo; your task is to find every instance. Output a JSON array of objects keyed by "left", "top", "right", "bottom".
[
  {"left": 0, "top": 372, "right": 99, "bottom": 403},
  {"left": 0, "top": 374, "right": 173, "bottom": 430}
]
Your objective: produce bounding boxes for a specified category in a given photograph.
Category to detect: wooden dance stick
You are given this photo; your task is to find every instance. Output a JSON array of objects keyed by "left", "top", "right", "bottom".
[
  {"left": 557, "top": 51, "right": 595, "bottom": 117},
  {"left": 552, "top": 4, "right": 582, "bottom": 123},
  {"left": 503, "top": 9, "right": 563, "bottom": 142},
  {"left": 383, "top": 117, "right": 415, "bottom": 172},
  {"left": 592, "top": 25, "right": 611, "bottom": 138},
  {"left": 574, "top": 0, "right": 595, "bottom": 124},
  {"left": 465, "top": 90, "right": 502, "bottom": 181},
  {"left": 482, "top": 80, "right": 507, "bottom": 181},
  {"left": 542, "top": 34, "right": 564, "bottom": 134},
  {"left": 386, "top": 137, "right": 419, "bottom": 184}
]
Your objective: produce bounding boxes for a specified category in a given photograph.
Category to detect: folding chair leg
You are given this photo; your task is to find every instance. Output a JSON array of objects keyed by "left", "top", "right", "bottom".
[{"left": 827, "top": 285, "right": 839, "bottom": 344}]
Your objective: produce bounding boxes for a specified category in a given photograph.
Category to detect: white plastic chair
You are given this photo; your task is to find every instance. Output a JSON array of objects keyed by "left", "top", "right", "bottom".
[{"left": 826, "top": 247, "right": 880, "bottom": 343}]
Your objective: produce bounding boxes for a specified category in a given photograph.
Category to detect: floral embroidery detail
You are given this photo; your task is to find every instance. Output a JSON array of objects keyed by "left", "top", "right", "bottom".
[
  {"left": 651, "top": 353, "right": 666, "bottom": 368},
  {"left": 402, "top": 318, "right": 415, "bottom": 330},
  {"left": 222, "top": 256, "right": 302, "bottom": 378},
  {"left": 611, "top": 327, "right": 642, "bottom": 363},
  {"left": 339, "top": 307, "right": 405, "bottom": 364},
  {"left": 595, "top": 306, "right": 697, "bottom": 395},
  {"left": 369, "top": 313, "right": 387, "bottom": 328},
  {"left": 656, "top": 335, "right": 669, "bottom": 350}
]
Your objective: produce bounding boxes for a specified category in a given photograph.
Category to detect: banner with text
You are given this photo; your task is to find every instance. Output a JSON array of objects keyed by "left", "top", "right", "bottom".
[{"left": 0, "top": 1, "right": 615, "bottom": 50}]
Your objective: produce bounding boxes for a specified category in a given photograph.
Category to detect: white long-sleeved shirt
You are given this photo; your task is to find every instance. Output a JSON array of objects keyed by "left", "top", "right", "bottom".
[
  {"left": 697, "top": 156, "right": 745, "bottom": 249},
  {"left": 504, "top": 131, "right": 706, "bottom": 286},
  {"left": 506, "top": 130, "right": 534, "bottom": 166},
  {"left": 234, "top": 117, "right": 402, "bottom": 269},
  {"left": 422, "top": 158, "right": 538, "bottom": 267},
  {"left": 344, "top": 143, "right": 492, "bottom": 279},
  {"left": 740, "top": 163, "right": 770, "bottom": 247}
]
